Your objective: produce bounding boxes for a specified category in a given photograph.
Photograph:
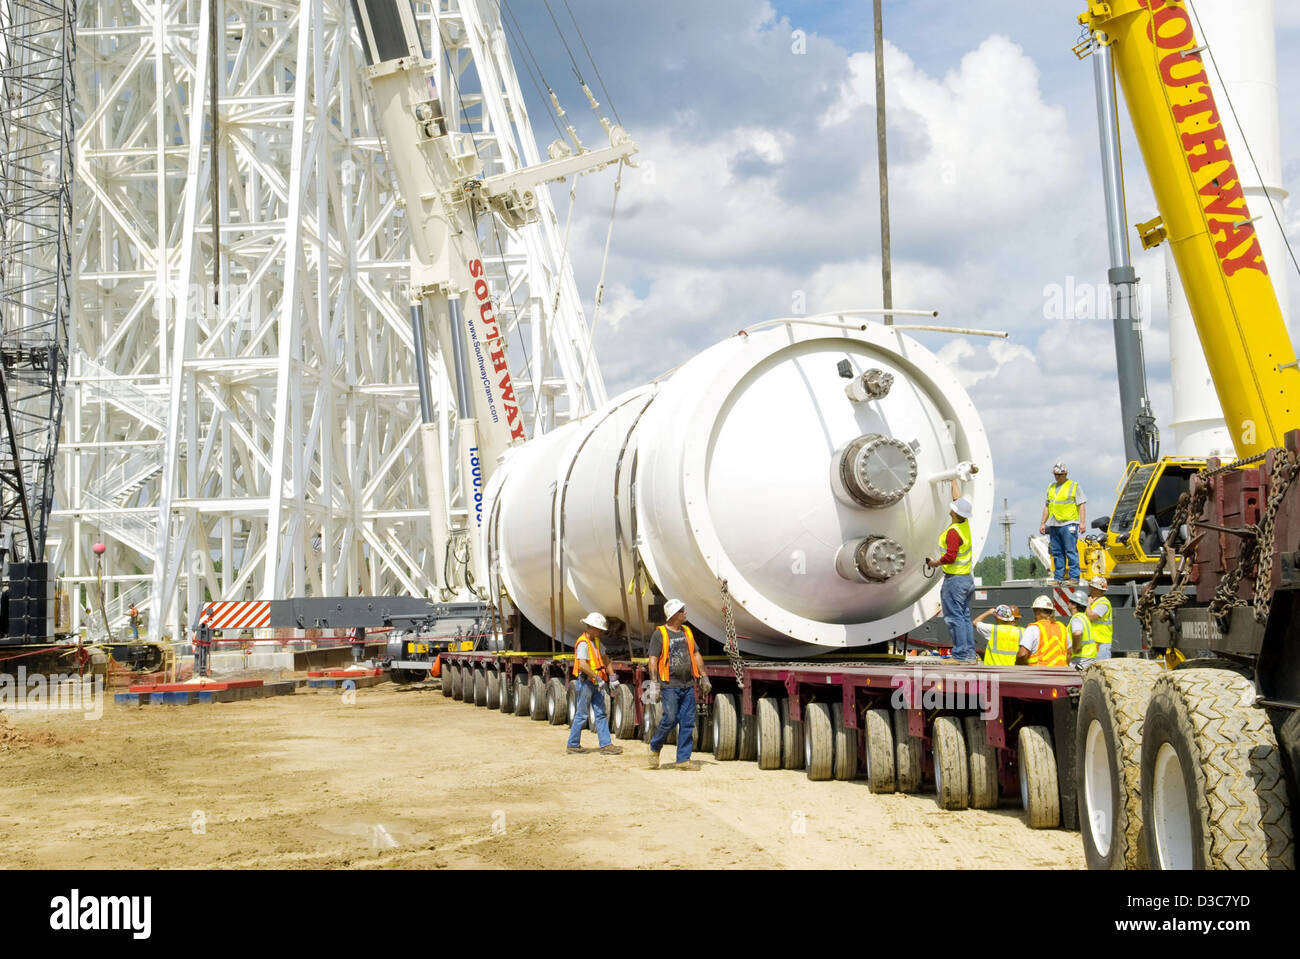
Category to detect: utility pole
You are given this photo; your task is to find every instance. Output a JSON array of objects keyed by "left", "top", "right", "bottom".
[
  {"left": 873, "top": 0, "right": 893, "bottom": 325},
  {"left": 1001, "top": 498, "right": 1015, "bottom": 582}
]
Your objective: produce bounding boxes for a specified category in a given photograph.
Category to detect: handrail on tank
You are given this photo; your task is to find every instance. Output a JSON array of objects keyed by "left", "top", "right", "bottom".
[{"left": 736, "top": 311, "right": 1008, "bottom": 339}]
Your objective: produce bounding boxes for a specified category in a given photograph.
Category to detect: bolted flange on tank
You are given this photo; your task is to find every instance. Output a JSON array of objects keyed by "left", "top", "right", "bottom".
[{"left": 481, "top": 319, "right": 992, "bottom": 658}]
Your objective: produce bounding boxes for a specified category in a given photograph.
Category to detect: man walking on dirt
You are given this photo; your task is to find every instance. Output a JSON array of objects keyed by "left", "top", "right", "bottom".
[
  {"left": 567, "top": 612, "right": 623, "bottom": 756},
  {"left": 646, "top": 599, "right": 711, "bottom": 770}
]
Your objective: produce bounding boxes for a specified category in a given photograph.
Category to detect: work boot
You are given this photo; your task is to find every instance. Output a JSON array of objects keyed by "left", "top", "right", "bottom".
[
  {"left": 647, "top": 748, "right": 661, "bottom": 769},
  {"left": 566, "top": 745, "right": 589, "bottom": 754},
  {"left": 599, "top": 745, "right": 623, "bottom": 755},
  {"left": 676, "top": 760, "right": 701, "bottom": 771}
]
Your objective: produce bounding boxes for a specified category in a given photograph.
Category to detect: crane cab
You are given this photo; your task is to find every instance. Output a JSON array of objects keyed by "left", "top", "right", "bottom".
[{"left": 1095, "top": 457, "right": 1207, "bottom": 579}]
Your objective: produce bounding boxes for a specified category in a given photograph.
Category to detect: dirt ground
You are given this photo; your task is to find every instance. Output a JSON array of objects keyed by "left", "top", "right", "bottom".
[{"left": 0, "top": 681, "right": 1085, "bottom": 869}]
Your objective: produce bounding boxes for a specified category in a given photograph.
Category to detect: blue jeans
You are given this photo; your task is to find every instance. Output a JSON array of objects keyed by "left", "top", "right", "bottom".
[
  {"left": 940, "top": 573, "right": 975, "bottom": 660},
  {"left": 650, "top": 685, "right": 695, "bottom": 763},
  {"left": 1048, "top": 523, "right": 1080, "bottom": 581},
  {"left": 567, "top": 677, "right": 612, "bottom": 748}
]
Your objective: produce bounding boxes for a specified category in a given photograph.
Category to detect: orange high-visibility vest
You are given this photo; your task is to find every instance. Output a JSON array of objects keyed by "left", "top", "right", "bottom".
[
  {"left": 655, "top": 625, "right": 699, "bottom": 682},
  {"left": 1027, "top": 620, "right": 1068, "bottom": 667},
  {"left": 572, "top": 632, "right": 608, "bottom": 681}
]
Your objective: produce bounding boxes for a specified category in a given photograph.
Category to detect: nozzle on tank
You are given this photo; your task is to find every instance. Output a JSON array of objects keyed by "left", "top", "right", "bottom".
[
  {"left": 830, "top": 433, "right": 918, "bottom": 508},
  {"left": 835, "top": 536, "right": 907, "bottom": 583},
  {"left": 845, "top": 367, "right": 893, "bottom": 404}
]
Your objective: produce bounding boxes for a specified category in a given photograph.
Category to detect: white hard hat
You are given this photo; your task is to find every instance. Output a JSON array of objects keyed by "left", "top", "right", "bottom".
[
  {"left": 581, "top": 612, "right": 608, "bottom": 630},
  {"left": 994, "top": 604, "right": 1015, "bottom": 622},
  {"left": 1071, "top": 589, "right": 1090, "bottom": 606},
  {"left": 951, "top": 497, "right": 973, "bottom": 519},
  {"left": 1052, "top": 462, "right": 1067, "bottom": 474},
  {"left": 1089, "top": 576, "right": 1108, "bottom": 590},
  {"left": 663, "top": 598, "right": 685, "bottom": 620},
  {"left": 1031, "top": 594, "right": 1055, "bottom": 611}
]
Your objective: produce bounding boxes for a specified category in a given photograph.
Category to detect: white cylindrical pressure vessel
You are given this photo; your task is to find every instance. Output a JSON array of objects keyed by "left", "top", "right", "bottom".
[{"left": 481, "top": 321, "right": 993, "bottom": 658}]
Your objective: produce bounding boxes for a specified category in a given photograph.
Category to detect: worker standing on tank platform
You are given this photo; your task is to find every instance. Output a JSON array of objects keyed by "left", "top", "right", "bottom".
[
  {"left": 973, "top": 604, "right": 1023, "bottom": 665},
  {"left": 566, "top": 612, "right": 623, "bottom": 756},
  {"left": 1066, "top": 589, "right": 1099, "bottom": 669},
  {"left": 1020, "top": 594, "right": 1069, "bottom": 667},
  {"left": 1039, "top": 463, "right": 1086, "bottom": 585},
  {"left": 646, "top": 599, "right": 711, "bottom": 770},
  {"left": 1085, "top": 576, "right": 1113, "bottom": 661},
  {"left": 926, "top": 484, "right": 977, "bottom": 664}
]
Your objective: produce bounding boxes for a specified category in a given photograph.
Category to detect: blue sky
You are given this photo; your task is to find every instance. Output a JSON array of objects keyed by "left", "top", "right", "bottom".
[{"left": 500, "top": 0, "right": 1300, "bottom": 565}]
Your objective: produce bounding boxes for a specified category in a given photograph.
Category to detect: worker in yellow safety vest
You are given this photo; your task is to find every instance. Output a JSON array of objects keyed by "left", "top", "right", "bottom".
[
  {"left": 1085, "top": 576, "right": 1113, "bottom": 661},
  {"left": 1038, "top": 462, "right": 1087, "bottom": 586},
  {"left": 1066, "top": 589, "right": 1099, "bottom": 668},
  {"left": 645, "top": 598, "right": 711, "bottom": 770},
  {"left": 566, "top": 612, "right": 624, "bottom": 756},
  {"left": 1021, "top": 594, "right": 1069, "bottom": 667},
  {"left": 925, "top": 486, "right": 978, "bottom": 663},
  {"left": 972, "top": 604, "right": 1026, "bottom": 665}
]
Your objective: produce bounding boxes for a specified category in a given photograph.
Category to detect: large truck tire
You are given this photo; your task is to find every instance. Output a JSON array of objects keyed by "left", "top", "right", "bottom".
[
  {"left": 588, "top": 690, "right": 611, "bottom": 733},
  {"left": 499, "top": 672, "right": 514, "bottom": 713},
  {"left": 514, "top": 675, "right": 531, "bottom": 716},
  {"left": 713, "top": 693, "right": 739, "bottom": 760},
  {"left": 804, "top": 701, "right": 833, "bottom": 781},
  {"left": 695, "top": 699, "right": 714, "bottom": 753},
  {"left": 485, "top": 670, "right": 500, "bottom": 710},
  {"left": 1019, "top": 725, "right": 1060, "bottom": 829},
  {"left": 864, "top": 707, "right": 895, "bottom": 793},
  {"left": 642, "top": 702, "right": 662, "bottom": 744},
  {"left": 528, "top": 674, "right": 547, "bottom": 720},
  {"left": 933, "top": 715, "right": 969, "bottom": 811},
  {"left": 611, "top": 683, "right": 636, "bottom": 739},
  {"left": 440, "top": 663, "right": 455, "bottom": 697},
  {"left": 472, "top": 669, "right": 487, "bottom": 707},
  {"left": 831, "top": 703, "right": 858, "bottom": 781},
  {"left": 739, "top": 709, "right": 758, "bottom": 762},
  {"left": 546, "top": 677, "right": 568, "bottom": 725},
  {"left": 893, "top": 708, "right": 922, "bottom": 794},
  {"left": 1141, "top": 668, "right": 1294, "bottom": 870},
  {"left": 450, "top": 665, "right": 464, "bottom": 700},
  {"left": 1077, "top": 659, "right": 1163, "bottom": 868},
  {"left": 780, "top": 698, "right": 804, "bottom": 770},
  {"left": 965, "top": 716, "right": 999, "bottom": 809},
  {"left": 756, "top": 696, "right": 782, "bottom": 769}
]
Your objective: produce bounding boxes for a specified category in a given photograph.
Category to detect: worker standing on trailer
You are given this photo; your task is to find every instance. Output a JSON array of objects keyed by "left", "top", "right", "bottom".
[
  {"left": 128, "top": 604, "right": 141, "bottom": 641},
  {"left": 972, "top": 605, "right": 1023, "bottom": 665},
  {"left": 1020, "top": 595, "right": 1069, "bottom": 667},
  {"left": 1066, "top": 589, "right": 1099, "bottom": 668},
  {"left": 1038, "top": 463, "right": 1086, "bottom": 585},
  {"left": 1084, "top": 576, "right": 1113, "bottom": 661},
  {"left": 566, "top": 612, "right": 624, "bottom": 756},
  {"left": 646, "top": 599, "right": 710, "bottom": 771},
  {"left": 925, "top": 486, "right": 978, "bottom": 663}
]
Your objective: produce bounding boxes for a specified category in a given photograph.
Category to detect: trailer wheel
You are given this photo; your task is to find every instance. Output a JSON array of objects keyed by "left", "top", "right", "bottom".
[
  {"left": 713, "top": 693, "right": 739, "bottom": 760},
  {"left": 1018, "top": 725, "right": 1060, "bottom": 829},
  {"left": 1141, "top": 668, "right": 1294, "bottom": 870},
  {"left": 588, "top": 691, "right": 611, "bottom": 733},
  {"left": 440, "top": 664, "right": 454, "bottom": 697},
  {"left": 830, "top": 703, "right": 858, "bottom": 781},
  {"left": 514, "top": 675, "right": 531, "bottom": 716},
  {"left": 780, "top": 698, "right": 804, "bottom": 770},
  {"left": 804, "top": 701, "right": 833, "bottom": 781},
  {"left": 528, "top": 674, "right": 547, "bottom": 720},
  {"left": 695, "top": 700, "right": 714, "bottom": 753},
  {"left": 932, "top": 715, "right": 969, "bottom": 810},
  {"left": 739, "top": 709, "right": 757, "bottom": 762},
  {"left": 893, "top": 708, "right": 922, "bottom": 794},
  {"left": 449, "top": 665, "right": 463, "bottom": 700},
  {"left": 485, "top": 670, "right": 500, "bottom": 709},
  {"left": 473, "top": 670, "right": 488, "bottom": 707},
  {"left": 546, "top": 677, "right": 568, "bottom": 725},
  {"left": 642, "top": 702, "right": 662, "bottom": 745},
  {"left": 499, "top": 672, "right": 514, "bottom": 713},
  {"left": 756, "top": 696, "right": 782, "bottom": 769},
  {"left": 611, "top": 684, "right": 636, "bottom": 739},
  {"left": 863, "top": 708, "right": 895, "bottom": 793},
  {"left": 1077, "top": 659, "right": 1163, "bottom": 869},
  {"left": 965, "top": 716, "right": 998, "bottom": 810},
  {"left": 567, "top": 684, "right": 578, "bottom": 725}
]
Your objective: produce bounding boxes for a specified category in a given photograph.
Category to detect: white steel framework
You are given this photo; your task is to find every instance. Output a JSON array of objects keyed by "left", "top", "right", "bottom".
[{"left": 50, "top": 0, "right": 610, "bottom": 642}]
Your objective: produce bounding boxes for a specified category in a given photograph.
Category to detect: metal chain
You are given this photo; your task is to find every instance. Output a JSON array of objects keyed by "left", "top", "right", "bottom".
[
  {"left": 1251, "top": 448, "right": 1299, "bottom": 625},
  {"left": 718, "top": 578, "right": 746, "bottom": 689}
]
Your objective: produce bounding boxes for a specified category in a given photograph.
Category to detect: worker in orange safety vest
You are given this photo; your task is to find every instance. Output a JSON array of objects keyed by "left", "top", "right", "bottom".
[
  {"left": 566, "top": 612, "right": 623, "bottom": 756},
  {"left": 645, "top": 598, "right": 710, "bottom": 770}
]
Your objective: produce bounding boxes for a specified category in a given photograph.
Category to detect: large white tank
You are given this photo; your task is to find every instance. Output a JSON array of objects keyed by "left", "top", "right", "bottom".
[{"left": 481, "top": 320, "right": 993, "bottom": 658}]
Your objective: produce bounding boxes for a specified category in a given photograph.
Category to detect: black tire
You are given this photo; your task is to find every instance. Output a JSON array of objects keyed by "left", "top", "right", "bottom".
[
  {"left": 864, "top": 707, "right": 895, "bottom": 793},
  {"left": 893, "top": 708, "right": 922, "bottom": 793},
  {"left": 440, "top": 661, "right": 454, "bottom": 697},
  {"left": 642, "top": 702, "right": 663, "bottom": 745},
  {"left": 1019, "top": 725, "right": 1060, "bottom": 829},
  {"left": 713, "top": 693, "right": 739, "bottom": 760},
  {"left": 695, "top": 700, "right": 714, "bottom": 753},
  {"left": 473, "top": 670, "right": 487, "bottom": 707},
  {"left": 933, "top": 715, "right": 969, "bottom": 810},
  {"left": 588, "top": 690, "right": 611, "bottom": 733},
  {"left": 528, "top": 674, "right": 547, "bottom": 720},
  {"left": 831, "top": 703, "right": 858, "bottom": 781},
  {"left": 546, "top": 677, "right": 568, "bottom": 725},
  {"left": 965, "top": 716, "right": 998, "bottom": 810},
  {"left": 804, "top": 701, "right": 833, "bottom": 781},
  {"left": 1141, "top": 668, "right": 1294, "bottom": 869},
  {"left": 780, "top": 698, "right": 804, "bottom": 770},
  {"left": 498, "top": 671, "right": 514, "bottom": 713},
  {"left": 514, "top": 675, "right": 531, "bottom": 716},
  {"left": 485, "top": 670, "right": 500, "bottom": 709},
  {"left": 450, "top": 665, "right": 464, "bottom": 700},
  {"left": 756, "top": 696, "right": 782, "bottom": 769},
  {"left": 611, "top": 684, "right": 636, "bottom": 739},
  {"left": 1077, "top": 659, "right": 1163, "bottom": 869},
  {"left": 739, "top": 708, "right": 757, "bottom": 762},
  {"left": 567, "top": 683, "right": 578, "bottom": 725}
]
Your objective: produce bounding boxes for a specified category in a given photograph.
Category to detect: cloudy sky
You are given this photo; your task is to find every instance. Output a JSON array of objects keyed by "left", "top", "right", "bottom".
[{"left": 501, "top": 0, "right": 1300, "bottom": 565}]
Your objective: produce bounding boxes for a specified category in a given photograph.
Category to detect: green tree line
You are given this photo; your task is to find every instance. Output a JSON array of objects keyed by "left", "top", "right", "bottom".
[{"left": 973, "top": 554, "right": 1041, "bottom": 586}]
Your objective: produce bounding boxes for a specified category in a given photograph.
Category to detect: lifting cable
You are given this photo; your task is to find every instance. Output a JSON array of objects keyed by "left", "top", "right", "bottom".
[
  {"left": 576, "top": 160, "right": 625, "bottom": 414},
  {"left": 562, "top": 0, "right": 623, "bottom": 128},
  {"left": 498, "top": 0, "right": 568, "bottom": 145},
  {"left": 542, "top": 0, "right": 606, "bottom": 130}
]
